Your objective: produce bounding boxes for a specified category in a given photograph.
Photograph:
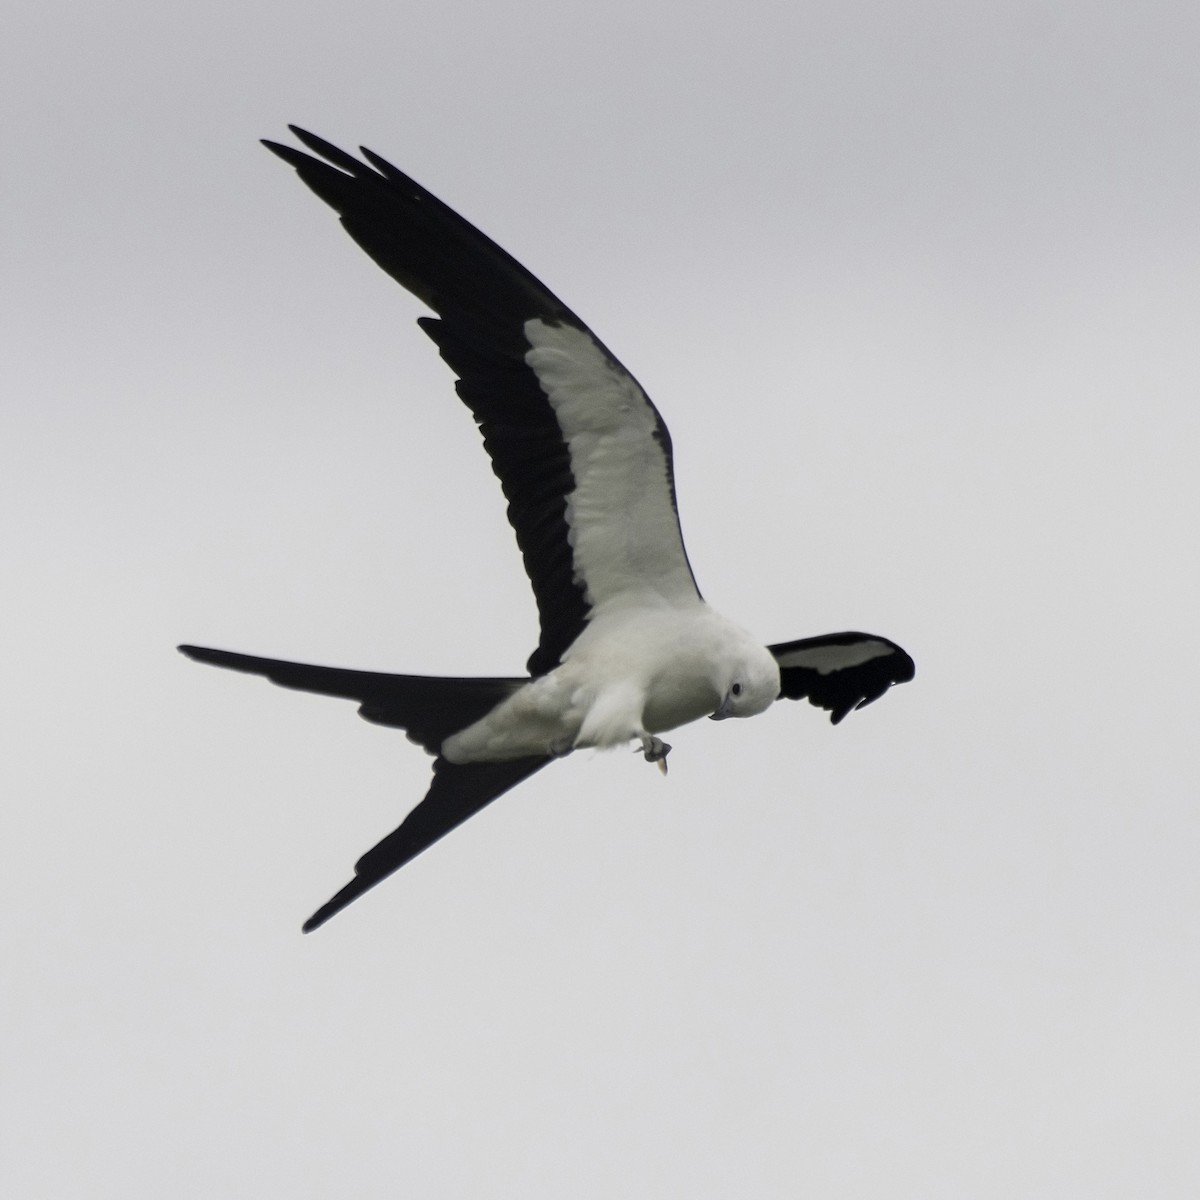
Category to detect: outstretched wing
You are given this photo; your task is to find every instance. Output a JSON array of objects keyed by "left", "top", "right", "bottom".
[
  {"left": 263, "top": 128, "right": 701, "bottom": 677},
  {"left": 178, "top": 644, "right": 523, "bottom": 754},
  {"left": 302, "top": 755, "right": 551, "bottom": 932},
  {"left": 769, "top": 632, "right": 915, "bottom": 724}
]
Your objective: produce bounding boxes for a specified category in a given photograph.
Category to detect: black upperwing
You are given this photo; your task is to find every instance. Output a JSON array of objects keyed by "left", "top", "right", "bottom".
[
  {"left": 768, "top": 632, "right": 915, "bottom": 725},
  {"left": 262, "top": 128, "right": 698, "bottom": 675}
]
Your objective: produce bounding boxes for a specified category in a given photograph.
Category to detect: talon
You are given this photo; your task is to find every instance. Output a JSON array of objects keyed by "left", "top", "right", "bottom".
[{"left": 640, "top": 735, "right": 671, "bottom": 771}]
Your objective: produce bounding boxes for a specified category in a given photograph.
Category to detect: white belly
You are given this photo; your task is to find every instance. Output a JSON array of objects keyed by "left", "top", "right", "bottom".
[{"left": 440, "top": 601, "right": 757, "bottom": 765}]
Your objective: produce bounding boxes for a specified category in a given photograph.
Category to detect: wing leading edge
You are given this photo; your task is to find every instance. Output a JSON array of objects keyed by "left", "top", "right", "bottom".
[
  {"left": 178, "top": 132, "right": 916, "bottom": 932},
  {"left": 262, "top": 128, "right": 699, "bottom": 675}
]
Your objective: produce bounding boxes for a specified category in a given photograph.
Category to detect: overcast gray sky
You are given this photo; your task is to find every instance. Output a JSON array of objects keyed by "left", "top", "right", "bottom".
[{"left": 5, "top": 1, "right": 1200, "bottom": 1195}]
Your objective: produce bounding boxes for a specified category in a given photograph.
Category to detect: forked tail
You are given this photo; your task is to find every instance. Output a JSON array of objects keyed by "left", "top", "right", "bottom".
[{"left": 177, "top": 644, "right": 526, "bottom": 754}]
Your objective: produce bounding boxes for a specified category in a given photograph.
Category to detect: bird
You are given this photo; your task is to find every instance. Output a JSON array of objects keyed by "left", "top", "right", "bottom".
[{"left": 180, "top": 127, "right": 914, "bottom": 933}]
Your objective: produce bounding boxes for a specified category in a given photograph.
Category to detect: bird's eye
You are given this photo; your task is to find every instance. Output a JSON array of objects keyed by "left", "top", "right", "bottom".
[{"left": 732, "top": 683, "right": 743, "bottom": 697}]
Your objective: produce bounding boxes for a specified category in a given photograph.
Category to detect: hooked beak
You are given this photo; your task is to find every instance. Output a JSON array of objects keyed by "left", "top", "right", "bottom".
[{"left": 709, "top": 694, "right": 733, "bottom": 721}]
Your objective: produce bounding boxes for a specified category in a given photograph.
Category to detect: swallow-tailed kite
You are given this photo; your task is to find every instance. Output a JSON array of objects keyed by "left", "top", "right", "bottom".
[{"left": 180, "top": 127, "right": 914, "bottom": 932}]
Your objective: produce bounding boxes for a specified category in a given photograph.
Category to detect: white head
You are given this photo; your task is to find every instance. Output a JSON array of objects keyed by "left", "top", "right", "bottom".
[{"left": 709, "top": 641, "right": 780, "bottom": 721}]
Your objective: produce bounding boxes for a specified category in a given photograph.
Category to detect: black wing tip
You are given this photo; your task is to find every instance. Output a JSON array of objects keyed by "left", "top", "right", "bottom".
[
  {"left": 263, "top": 127, "right": 390, "bottom": 179},
  {"left": 278, "top": 125, "right": 344, "bottom": 160},
  {"left": 889, "top": 644, "right": 917, "bottom": 683},
  {"left": 827, "top": 680, "right": 892, "bottom": 725},
  {"left": 285, "top": 124, "right": 339, "bottom": 154},
  {"left": 770, "top": 630, "right": 915, "bottom": 725},
  {"left": 260, "top": 136, "right": 311, "bottom": 171}
]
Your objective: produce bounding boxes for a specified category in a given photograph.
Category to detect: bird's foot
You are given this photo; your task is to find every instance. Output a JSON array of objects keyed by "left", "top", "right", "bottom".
[
  {"left": 639, "top": 735, "right": 671, "bottom": 775},
  {"left": 549, "top": 737, "right": 574, "bottom": 759}
]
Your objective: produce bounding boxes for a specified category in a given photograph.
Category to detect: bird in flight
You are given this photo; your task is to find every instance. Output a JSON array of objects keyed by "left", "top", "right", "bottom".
[{"left": 180, "top": 127, "right": 914, "bottom": 932}]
